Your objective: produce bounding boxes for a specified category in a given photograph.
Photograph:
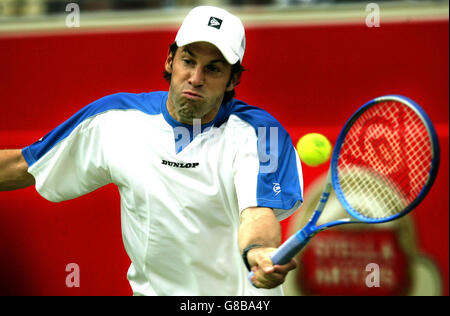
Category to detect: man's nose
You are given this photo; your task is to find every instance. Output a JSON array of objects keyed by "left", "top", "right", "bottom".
[{"left": 188, "top": 66, "right": 205, "bottom": 87}]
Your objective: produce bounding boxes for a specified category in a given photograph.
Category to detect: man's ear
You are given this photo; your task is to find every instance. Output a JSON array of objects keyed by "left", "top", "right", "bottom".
[
  {"left": 226, "top": 72, "right": 240, "bottom": 92},
  {"left": 165, "top": 51, "right": 174, "bottom": 74}
]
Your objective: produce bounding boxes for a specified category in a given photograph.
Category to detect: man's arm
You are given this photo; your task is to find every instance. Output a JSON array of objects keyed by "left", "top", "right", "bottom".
[
  {"left": 239, "top": 207, "right": 297, "bottom": 289},
  {"left": 0, "top": 149, "right": 35, "bottom": 191}
]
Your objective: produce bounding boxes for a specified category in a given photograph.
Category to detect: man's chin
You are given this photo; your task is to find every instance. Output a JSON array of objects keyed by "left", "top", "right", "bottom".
[{"left": 177, "top": 111, "right": 199, "bottom": 124}]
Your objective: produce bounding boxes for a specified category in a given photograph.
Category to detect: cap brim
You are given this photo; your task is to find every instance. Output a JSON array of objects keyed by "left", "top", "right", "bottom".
[{"left": 176, "top": 33, "right": 239, "bottom": 65}]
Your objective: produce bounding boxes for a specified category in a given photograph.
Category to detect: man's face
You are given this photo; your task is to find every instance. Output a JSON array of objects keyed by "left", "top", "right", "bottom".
[{"left": 165, "top": 42, "right": 236, "bottom": 125}]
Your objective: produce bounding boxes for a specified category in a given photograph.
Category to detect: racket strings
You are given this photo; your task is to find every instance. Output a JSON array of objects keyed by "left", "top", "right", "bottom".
[
  {"left": 339, "top": 170, "right": 406, "bottom": 218},
  {"left": 337, "top": 101, "right": 433, "bottom": 220}
]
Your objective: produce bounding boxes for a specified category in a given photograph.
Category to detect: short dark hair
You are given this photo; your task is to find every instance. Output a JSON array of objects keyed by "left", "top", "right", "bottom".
[{"left": 163, "top": 42, "right": 246, "bottom": 104}]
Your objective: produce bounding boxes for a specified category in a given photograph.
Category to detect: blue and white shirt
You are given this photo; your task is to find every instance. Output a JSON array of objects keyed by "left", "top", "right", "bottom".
[{"left": 23, "top": 91, "right": 303, "bottom": 296}]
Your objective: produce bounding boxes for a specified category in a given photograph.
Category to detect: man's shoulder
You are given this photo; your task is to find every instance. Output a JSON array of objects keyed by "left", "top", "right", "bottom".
[
  {"left": 227, "top": 99, "right": 286, "bottom": 131},
  {"left": 91, "top": 91, "right": 167, "bottom": 115}
]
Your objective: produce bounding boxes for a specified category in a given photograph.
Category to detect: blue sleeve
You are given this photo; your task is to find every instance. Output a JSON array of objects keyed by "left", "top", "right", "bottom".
[
  {"left": 232, "top": 101, "right": 303, "bottom": 219},
  {"left": 256, "top": 125, "right": 303, "bottom": 211},
  {"left": 22, "top": 92, "right": 160, "bottom": 167}
]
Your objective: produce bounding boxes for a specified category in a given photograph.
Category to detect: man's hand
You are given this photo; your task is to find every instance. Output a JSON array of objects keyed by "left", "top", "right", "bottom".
[{"left": 247, "top": 246, "right": 297, "bottom": 289}]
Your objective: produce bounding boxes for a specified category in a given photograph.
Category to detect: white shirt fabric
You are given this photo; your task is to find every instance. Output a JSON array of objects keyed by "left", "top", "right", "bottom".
[{"left": 22, "top": 91, "right": 303, "bottom": 296}]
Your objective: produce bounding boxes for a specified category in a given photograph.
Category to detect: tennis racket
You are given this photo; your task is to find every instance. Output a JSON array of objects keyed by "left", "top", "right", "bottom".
[{"left": 249, "top": 94, "right": 440, "bottom": 286}]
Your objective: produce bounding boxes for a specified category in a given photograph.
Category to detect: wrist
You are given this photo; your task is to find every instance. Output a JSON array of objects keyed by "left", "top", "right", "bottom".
[{"left": 242, "top": 243, "right": 264, "bottom": 271}]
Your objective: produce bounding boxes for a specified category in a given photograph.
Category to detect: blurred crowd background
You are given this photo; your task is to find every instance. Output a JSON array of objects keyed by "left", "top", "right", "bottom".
[{"left": 1, "top": 0, "right": 447, "bottom": 17}]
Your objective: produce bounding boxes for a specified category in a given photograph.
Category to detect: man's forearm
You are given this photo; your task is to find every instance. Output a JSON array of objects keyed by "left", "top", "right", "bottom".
[
  {"left": 0, "top": 149, "right": 35, "bottom": 191},
  {"left": 239, "top": 207, "right": 297, "bottom": 289},
  {"left": 238, "top": 207, "right": 281, "bottom": 252}
]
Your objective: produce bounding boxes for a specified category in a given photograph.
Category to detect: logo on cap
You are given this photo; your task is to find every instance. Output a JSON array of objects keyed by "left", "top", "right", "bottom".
[{"left": 208, "top": 17, "right": 223, "bottom": 29}]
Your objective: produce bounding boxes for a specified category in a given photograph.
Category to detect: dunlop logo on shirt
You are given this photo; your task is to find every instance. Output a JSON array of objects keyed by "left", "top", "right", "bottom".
[{"left": 161, "top": 159, "right": 199, "bottom": 168}]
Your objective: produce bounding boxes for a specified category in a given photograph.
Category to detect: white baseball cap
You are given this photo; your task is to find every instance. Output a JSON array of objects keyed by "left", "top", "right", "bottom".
[{"left": 175, "top": 6, "right": 246, "bottom": 65}]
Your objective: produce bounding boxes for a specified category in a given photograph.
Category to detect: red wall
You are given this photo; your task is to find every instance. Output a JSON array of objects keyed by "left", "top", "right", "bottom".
[{"left": 0, "top": 19, "right": 448, "bottom": 295}]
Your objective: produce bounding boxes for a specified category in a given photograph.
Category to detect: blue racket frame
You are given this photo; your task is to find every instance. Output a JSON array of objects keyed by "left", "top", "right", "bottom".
[{"left": 331, "top": 95, "right": 440, "bottom": 223}]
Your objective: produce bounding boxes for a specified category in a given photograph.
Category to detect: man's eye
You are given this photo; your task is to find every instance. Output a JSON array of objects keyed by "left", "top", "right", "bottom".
[
  {"left": 207, "top": 65, "right": 220, "bottom": 72},
  {"left": 183, "top": 59, "right": 193, "bottom": 65}
]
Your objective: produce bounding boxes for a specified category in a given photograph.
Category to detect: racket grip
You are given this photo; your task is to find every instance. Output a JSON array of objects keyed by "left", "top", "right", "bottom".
[{"left": 248, "top": 231, "right": 311, "bottom": 286}]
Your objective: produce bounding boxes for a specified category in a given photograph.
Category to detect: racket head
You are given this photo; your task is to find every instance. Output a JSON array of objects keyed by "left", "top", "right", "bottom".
[{"left": 330, "top": 95, "right": 440, "bottom": 223}]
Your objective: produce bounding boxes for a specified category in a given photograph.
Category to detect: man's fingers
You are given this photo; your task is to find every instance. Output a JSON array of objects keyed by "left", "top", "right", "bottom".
[
  {"left": 251, "top": 273, "right": 285, "bottom": 289},
  {"left": 273, "top": 258, "right": 298, "bottom": 274},
  {"left": 248, "top": 248, "right": 298, "bottom": 289},
  {"left": 251, "top": 266, "right": 287, "bottom": 289}
]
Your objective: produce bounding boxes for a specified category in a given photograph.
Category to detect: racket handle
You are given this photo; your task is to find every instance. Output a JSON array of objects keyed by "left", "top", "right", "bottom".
[{"left": 248, "top": 231, "right": 312, "bottom": 286}]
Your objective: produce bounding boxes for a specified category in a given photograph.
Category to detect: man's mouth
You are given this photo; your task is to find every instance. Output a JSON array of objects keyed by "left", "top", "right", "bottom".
[{"left": 182, "top": 90, "right": 203, "bottom": 100}]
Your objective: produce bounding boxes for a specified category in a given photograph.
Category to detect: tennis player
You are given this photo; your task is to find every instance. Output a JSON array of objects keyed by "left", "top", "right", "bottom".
[{"left": 0, "top": 6, "right": 303, "bottom": 295}]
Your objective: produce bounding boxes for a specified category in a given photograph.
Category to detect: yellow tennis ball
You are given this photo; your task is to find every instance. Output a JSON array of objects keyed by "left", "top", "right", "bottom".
[{"left": 296, "top": 133, "right": 332, "bottom": 167}]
